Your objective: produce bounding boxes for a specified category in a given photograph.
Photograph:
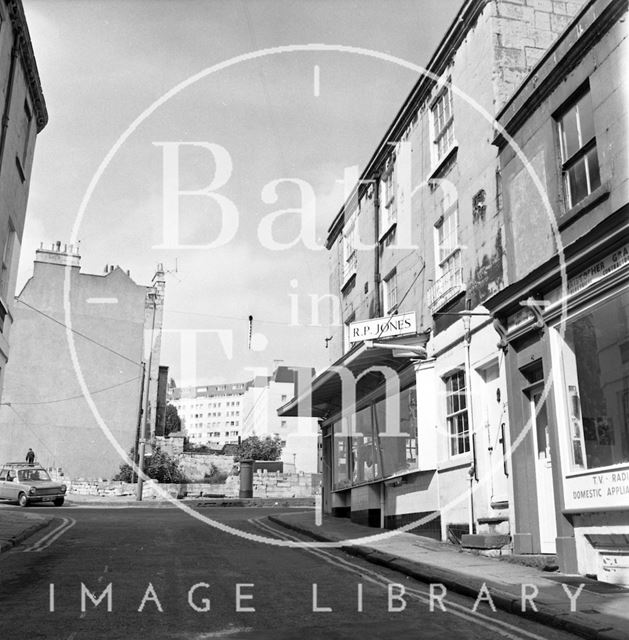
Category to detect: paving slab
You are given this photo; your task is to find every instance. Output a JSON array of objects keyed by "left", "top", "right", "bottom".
[{"left": 269, "top": 511, "right": 629, "bottom": 640}]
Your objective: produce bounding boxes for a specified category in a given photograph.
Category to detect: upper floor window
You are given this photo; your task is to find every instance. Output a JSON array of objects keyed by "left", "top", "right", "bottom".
[
  {"left": 428, "top": 190, "right": 464, "bottom": 310},
  {"left": 445, "top": 370, "right": 469, "bottom": 456},
  {"left": 342, "top": 210, "right": 358, "bottom": 286},
  {"left": 431, "top": 81, "right": 454, "bottom": 164},
  {"left": 382, "top": 270, "right": 398, "bottom": 314},
  {"left": 0, "top": 223, "right": 16, "bottom": 301},
  {"left": 379, "top": 161, "right": 397, "bottom": 239},
  {"left": 558, "top": 89, "right": 600, "bottom": 209}
]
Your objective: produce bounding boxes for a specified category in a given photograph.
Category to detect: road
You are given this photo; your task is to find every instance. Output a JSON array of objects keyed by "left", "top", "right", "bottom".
[{"left": 0, "top": 505, "right": 583, "bottom": 640}]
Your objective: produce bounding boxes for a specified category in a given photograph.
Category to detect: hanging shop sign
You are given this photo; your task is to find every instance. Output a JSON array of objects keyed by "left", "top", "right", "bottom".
[{"left": 349, "top": 312, "right": 417, "bottom": 344}]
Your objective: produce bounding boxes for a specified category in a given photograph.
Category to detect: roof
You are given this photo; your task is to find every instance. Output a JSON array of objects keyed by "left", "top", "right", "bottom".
[
  {"left": 326, "top": 0, "right": 490, "bottom": 247},
  {"left": 6, "top": 0, "right": 48, "bottom": 132}
]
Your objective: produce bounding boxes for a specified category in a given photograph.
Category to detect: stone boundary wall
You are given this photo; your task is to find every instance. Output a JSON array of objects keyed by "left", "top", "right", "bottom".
[{"left": 66, "top": 471, "right": 321, "bottom": 499}]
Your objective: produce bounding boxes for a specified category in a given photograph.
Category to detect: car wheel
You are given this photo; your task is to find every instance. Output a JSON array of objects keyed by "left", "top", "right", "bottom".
[
  {"left": 18, "top": 493, "right": 29, "bottom": 507},
  {"left": 53, "top": 497, "right": 64, "bottom": 507}
]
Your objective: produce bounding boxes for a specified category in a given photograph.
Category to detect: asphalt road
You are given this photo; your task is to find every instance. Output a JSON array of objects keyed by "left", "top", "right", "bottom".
[{"left": 0, "top": 505, "right": 584, "bottom": 640}]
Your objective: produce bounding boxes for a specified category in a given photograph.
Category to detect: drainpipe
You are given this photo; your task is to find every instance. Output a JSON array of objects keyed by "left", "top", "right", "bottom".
[
  {"left": 0, "top": 44, "right": 19, "bottom": 178},
  {"left": 380, "top": 483, "right": 385, "bottom": 528},
  {"left": 373, "top": 178, "right": 381, "bottom": 316},
  {"left": 463, "top": 313, "right": 476, "bottom": 534}
]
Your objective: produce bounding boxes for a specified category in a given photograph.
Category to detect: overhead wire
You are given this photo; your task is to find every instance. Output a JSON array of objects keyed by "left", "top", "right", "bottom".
[{"left": 16, "top": 299, "right": 143, "bottom": 367}]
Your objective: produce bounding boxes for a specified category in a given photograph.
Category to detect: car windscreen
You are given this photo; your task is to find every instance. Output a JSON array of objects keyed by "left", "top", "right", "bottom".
[{"left": 17, "top": 469, "right": 51, "bottom": 482}]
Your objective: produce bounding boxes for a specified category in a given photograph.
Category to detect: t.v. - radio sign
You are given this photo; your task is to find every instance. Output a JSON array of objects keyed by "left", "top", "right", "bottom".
[{"left": 349, "top": 312, "right": 417, "bottom": 343}]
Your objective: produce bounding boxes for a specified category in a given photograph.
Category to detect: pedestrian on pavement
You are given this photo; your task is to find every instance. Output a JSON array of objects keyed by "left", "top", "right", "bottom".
[{"left": 25, "top": 448, "right": 35, "bottom": 464}]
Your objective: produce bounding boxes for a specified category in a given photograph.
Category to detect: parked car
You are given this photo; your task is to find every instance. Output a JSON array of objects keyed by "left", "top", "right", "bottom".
[{"left": 0, "top": 463, "right": 67, "bottom": 507}]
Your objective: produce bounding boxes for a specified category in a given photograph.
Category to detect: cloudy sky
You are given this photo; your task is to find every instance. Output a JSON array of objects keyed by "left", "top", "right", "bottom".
[{"left": 21, "top": 0, "right": 463, "bottom": 386}]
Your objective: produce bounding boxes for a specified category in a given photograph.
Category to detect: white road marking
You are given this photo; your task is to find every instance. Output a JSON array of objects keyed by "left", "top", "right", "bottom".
[
  {"left": 86, "top": 297, "right": 118, "bottom": 304},
  {"left": 251, "top": 517, "right": 551, "bottom": 640},
  {"left": 23, "top": 517, "right": 76, "bottom": 552}
]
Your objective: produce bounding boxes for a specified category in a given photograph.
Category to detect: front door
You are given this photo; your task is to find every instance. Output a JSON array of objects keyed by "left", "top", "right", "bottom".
[{"left": 530, "top": 387, "right": 557, "bottom": 553}]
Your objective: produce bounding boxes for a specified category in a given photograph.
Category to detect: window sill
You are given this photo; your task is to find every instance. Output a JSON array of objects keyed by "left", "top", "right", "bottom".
[
  {"left": 428, "top": 144, "right": 458, "bottom": 182},
  {"left": 437, "top": 454, "right": 472, "bottom": 472},
  {"left": 378, "top": 220, "right": 397, "bottom": 243},
  {"left": 558, "top": 183, "right": 610, "bottom": 230},
  {"left": 341, "top": 272, "right": 356, "bottom": 293}
]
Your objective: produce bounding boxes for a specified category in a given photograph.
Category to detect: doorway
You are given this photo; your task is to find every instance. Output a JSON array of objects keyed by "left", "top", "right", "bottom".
[{"left": 528, "top": 384, "right": 557, "bottom": 553}]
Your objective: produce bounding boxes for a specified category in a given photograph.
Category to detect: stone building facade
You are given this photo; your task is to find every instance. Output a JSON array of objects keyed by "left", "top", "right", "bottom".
[
  {"left": 281, "top": 0, "right": 590, "bottom": 542},
  {"left": 486, "top": 0, "right": 628, "bottom": 581},
  {"left": 0, "top": 0, "right": 48, "bottom": 400},
  {"left": 0, "top": 244, "right": 165, "bottom": 480}
]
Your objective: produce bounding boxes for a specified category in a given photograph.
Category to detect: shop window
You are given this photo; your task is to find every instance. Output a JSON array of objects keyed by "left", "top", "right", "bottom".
[
  {"left": 350, "top": 406, "right": 380, "bottom": 484},
  {"left": 558, "top": 88, "right": 601, "bottom": 209},
  {"left": 445, "top": 370, "right": 470, "bottom": 456},
  {"left": 374, "top": 385, "right": 417, "bottom": 476},
  {"left": 560, "top": 290, "right": 629, "bottom": 470},
  {"left": 332, "top": 419, "right": 351, "bottom": 490},
  {"left": 431, "top": 80, "right": 455, "bottom": 164}
]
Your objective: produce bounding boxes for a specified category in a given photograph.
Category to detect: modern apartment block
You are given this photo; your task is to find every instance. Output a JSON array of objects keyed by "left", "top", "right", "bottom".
[
  {"left": 171, "top": 382, "right": 247, "bottom": 449},
  {"left": 281, "top": 0, "right": 590, "bottom": 543},
  {"left": 242, "top": 366, "right": 319, "bottom": 473},
  {"left": 0, "top": 0, "right": 48, "bottom": 399}
]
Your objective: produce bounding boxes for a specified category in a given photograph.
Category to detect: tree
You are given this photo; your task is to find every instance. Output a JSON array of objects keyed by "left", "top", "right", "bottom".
[
  {"left": 164, "top": 403, "right": 181, "bottom": 437},
  {"left": 235, "top": 435, "right": 283, "bottom": 462},
  {"left": 113, "top": 446, "right": 187, "bottom": 483}
]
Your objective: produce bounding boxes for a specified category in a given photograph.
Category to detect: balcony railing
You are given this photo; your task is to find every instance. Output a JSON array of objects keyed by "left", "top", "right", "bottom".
[{"left": 427, "top": 267, "right": 465, "bottom": 311}]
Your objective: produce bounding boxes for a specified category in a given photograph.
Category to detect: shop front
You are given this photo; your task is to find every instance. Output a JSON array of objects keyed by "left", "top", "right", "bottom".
[
  {"left": 487, "top": 218, "right": 629, "bottom": 581},
  {"left": 279, "top": 330, "right": 442, "bottom": 538}
]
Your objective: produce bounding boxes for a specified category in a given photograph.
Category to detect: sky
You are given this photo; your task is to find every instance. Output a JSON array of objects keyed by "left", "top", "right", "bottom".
[{"left": 20, "top": 0, "right": 464, "bottom": 386}]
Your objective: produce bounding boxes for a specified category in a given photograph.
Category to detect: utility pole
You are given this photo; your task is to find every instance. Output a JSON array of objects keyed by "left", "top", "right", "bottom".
[{"left": 137, "top": 291, "right": 157, "bottom": 501}]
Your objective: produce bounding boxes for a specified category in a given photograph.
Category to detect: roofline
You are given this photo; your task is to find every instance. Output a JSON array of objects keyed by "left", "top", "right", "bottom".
[
  {"left": 326, "top": 0, "right": 490, "bottom": 247},
  {"left": 6, "top": 0, "right": 48, "bottom": 132}
]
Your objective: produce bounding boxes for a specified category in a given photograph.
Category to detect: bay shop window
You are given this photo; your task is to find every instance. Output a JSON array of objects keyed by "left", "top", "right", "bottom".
[
  {"left": 332, "top": 385, "right": 418, "bottom": 490},
  {"left": 556, "top": 290, "right": 629, "bottom": 472}
]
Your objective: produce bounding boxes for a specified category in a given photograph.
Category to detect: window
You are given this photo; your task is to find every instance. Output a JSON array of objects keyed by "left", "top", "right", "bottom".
[
  {"left": 445, "top": 370, "right": 469, "bottom": 456},
  {"left": 558, "top": 290, "right": 629, "bottom": 471},
  {"left": 382, "top": 270, "right": 398, "bottom": 314},
  {"left": 281, "top": 395, "right": 287, "bottom": 402},
  {"left": 431, "top": 81, "right": 454, "bottom": 163},
  {"left": 342, "top": 210, "right": 358, "bottom": 286},
  {"left": 558, "top": 89, "right": 601, "bottom": 209},
  {"left": 0, "top": 223, "right": 16, "bottom": 301},
  {"left": 428, "top": 194, "right": 463, "bottom": 310},
  {"left": 281, "top": 420, "right": 287, "bottom": 428},
  {"left": 379, "top": 162, "right": 397, "bottom": 239}
]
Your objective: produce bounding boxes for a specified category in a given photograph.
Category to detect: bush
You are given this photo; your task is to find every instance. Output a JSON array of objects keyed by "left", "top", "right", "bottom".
[
  {"left": 235, "top": 435, "right": 283, "bottom": 462},
  {"left": 113, "top": 445, "right": 188, "bottom": 483},
  {"left": 203, "top": 463, "right": 228, "bottom": 483}
]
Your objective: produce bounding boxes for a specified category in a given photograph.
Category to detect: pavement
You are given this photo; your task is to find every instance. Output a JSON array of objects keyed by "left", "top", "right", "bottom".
[
  {"left": 0, "top": 509, "right": 54, "bottom": 553},
  {"left": 268, "top": 511, "right": 629, "bottom": 640}
]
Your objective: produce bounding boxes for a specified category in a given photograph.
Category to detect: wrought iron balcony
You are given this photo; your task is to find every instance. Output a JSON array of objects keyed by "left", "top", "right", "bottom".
[{"left": 427, "top": 267, "right": 465, "bottom": 311}]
